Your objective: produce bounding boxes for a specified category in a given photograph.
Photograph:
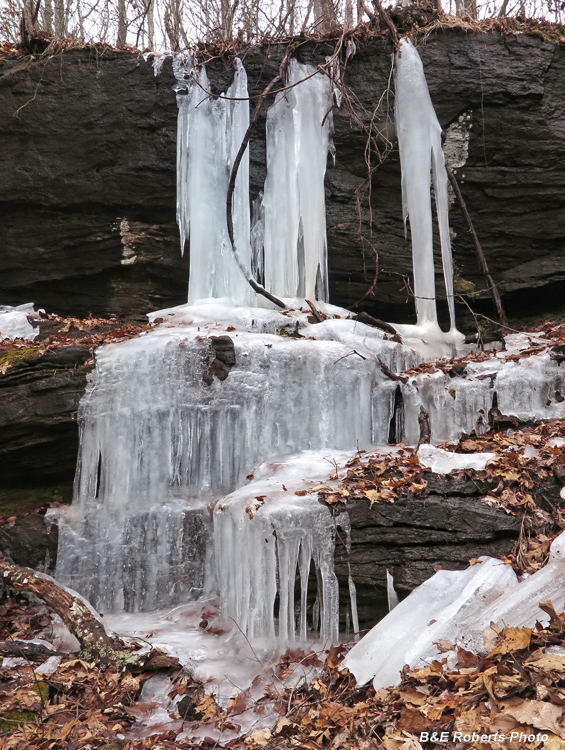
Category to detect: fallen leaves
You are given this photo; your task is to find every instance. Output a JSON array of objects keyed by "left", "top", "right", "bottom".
[
  {"left": 0, "top": 313, "right": 149, "bottom": 376},
  {"left": 500, "top": 698, "right": 565, "bottom": 738}
]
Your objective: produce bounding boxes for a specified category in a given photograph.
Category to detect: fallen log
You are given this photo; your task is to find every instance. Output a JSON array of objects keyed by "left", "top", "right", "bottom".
[{"left": 0, "top": 557, "right": 179, "bottom": 670}]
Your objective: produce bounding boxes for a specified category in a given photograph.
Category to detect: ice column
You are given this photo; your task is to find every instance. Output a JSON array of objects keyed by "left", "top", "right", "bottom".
[
  {"left": 262, "top": 60, "right": 332, "bottom": 302},
  {"left": 395, "top": 39, "right": 457, "bottom": 332},
  {"left": 175, "top": 58, "right": 254, "bottom": 305}
]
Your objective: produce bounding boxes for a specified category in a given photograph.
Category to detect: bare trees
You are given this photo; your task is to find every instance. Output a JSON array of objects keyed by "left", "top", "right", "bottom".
[{"left": 1, "top": 0, "right": 563, "bottom": 52}]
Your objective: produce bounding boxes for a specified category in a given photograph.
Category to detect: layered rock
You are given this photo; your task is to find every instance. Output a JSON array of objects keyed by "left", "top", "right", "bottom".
[
  {"left": 0, "top": 29, "right": 564, "bottom": 324},
  {"left": 335, "top": 475, "right": 522, "bottom": 629}
]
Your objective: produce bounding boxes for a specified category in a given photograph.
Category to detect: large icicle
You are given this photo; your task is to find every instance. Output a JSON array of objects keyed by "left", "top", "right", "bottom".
[
  {"left": 262, "top": 60, "right": 332, "bottom": 302},
  {"left": 175, "top": 58, "right": 254, "bottom": 305},
  {"left": 394, "top": 39, "right": 461, "bottom": 352}
]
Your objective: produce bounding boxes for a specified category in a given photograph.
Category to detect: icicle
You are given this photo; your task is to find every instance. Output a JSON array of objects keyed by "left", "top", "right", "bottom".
[
  {"left": 174, "top": 58, "right": 254, "bottom": 305},
  {"left": 338, "top": 513, "right": 360, "bottom": 640},
  {"left": 386, "top": 569, "right": 399, "bottom": 611},
  {"left": 262, "top": 60, "right": 332, "bottom": 302},
  {"left": 394, "top": 39, "right": 462, "bottom": 353},
  {"left": 214, "top": 456, "right": 341, "bottom": 646}
]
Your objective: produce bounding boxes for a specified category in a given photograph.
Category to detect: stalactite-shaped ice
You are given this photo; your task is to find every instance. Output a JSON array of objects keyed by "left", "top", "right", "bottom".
[
  {"left": 175, "top": 58, "right": 254, "bottom": 305},
  {"left": 394, "top": 39, "right": 463, "bottom": 355},
  {"left": 215, "top": 452, "right": 352, "bottom": 645},
  {"left": 262, "top": 60, "right": 332, "bottom": 301}
]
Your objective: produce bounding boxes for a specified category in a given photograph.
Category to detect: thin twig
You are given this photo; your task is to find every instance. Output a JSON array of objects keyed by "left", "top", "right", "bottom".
[{"left": 446, "top": 164, "right": 508, "bottom": 328}]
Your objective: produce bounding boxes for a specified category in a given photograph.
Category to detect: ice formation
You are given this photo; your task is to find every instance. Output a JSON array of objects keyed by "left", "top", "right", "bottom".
[
  {"left": 175, "top": 56, "right": 332, "bottom": 307},
  {"left": 175, "top": 57, "right": 254, "bottom": 305},
  {"left": 56, "top": 302, "right": 414, "bottom": 616},
  {"left": 0, "top": 303, "right": 41, "bottom": 341},
  {"left": 215, "top": 451, "right": 354, "bottom": 645},
  {"left": 55, "top": 49, "right": 564, "bottom": 660},
  {"left": 343, "top": 531, "right": 565, "bottom": 690},
  {"left": 394, "top": 39, "right": 463, "bottom": 355},
  {"left": 417, "top": 444, "right": 495, "bottom": 474},
  {"left": 261, "top": 60, "right": 333, "bottom": 301}
]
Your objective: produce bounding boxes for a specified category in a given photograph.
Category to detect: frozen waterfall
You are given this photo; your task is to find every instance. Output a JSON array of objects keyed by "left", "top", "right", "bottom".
[
  {"left": 55, "top": 49, "right": 543, "bottom": 655},
  {"left": 175, "top": 57, "right": 254, "bottom": 305},
  {"left": 261, "top": 60, "right": 332, "bottom": 302},
  {"left": 56, "top": 301, "right": 415, "bottom": 618},
  {"left": 175, "top": 56, "right": 332, "bottom": 307}
]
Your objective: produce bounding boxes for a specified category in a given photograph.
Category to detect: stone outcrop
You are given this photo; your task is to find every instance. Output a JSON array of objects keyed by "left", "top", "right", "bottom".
[
  {"left": 1, "top": 29, "right": 564, "bottom": 325},
  {"left": 334, "top": 474, "right": 522, "bottom": 629},
  {"left": 0, "top": 345, "right": 92, "bottom": 487}
]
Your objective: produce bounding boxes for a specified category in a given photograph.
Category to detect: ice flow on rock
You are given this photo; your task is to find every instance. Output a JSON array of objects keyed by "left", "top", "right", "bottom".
[
  {"left": 343, "top": 531, "right": 565, "bottom": 691},
  {"left": 56, "top": 301, "right": 414, "bottom": 619}
]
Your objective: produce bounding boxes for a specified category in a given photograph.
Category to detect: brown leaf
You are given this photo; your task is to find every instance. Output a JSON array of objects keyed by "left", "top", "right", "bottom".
[
  {"left": 488, "top": 626, "right": 532, "bottom": 656},
  {"left": 524, "top": 651, "right": 565, "bottom": 673},
  {"left": 244, "top": 728, "right": 272, "bottom": 748},
  {"left": 501, "top": 698, "right": 565, "bottom": 738},
  {"left": 327, "top": 644, "right": 345, "bottom": 669}
]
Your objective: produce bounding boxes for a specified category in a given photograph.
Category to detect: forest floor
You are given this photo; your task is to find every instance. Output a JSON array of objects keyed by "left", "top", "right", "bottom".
[{"left": 2, "top": 582, "right": 565, "bottom": 749}]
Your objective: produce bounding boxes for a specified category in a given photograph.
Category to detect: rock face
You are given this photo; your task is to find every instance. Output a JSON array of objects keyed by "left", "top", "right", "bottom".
[
  {"left": 0, "top": 345, "right": 92, "bottom": 487},
  {"left": 1, "top": 30, "right": 564, "bottom": 324},
  {"left": 335, "top": 475, "right": 522, "bottom": 629}
]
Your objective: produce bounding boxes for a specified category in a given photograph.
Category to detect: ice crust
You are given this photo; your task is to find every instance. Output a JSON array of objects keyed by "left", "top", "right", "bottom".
[
  {"left": 343, "top": 532, "right": 565, "bottom": 691},
  {"left": 56, "top": 298, "right": 565, "bottom": 622},
  {"left": 0, "top": 303, "right": 41, "bottom": 340},
  {"left": 417, "top": 444, "right": 495, "bottom": 473}
]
